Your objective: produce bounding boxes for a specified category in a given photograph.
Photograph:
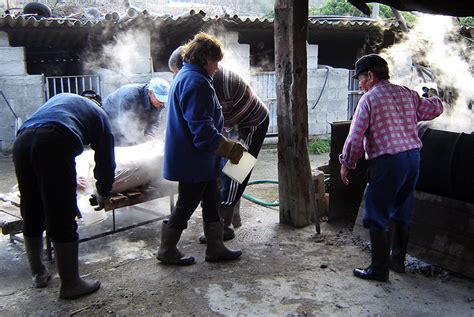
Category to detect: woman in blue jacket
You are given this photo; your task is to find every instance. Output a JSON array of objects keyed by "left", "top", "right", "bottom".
[{"left": 158, "top": 32, "right": 245, "bottom": 265}]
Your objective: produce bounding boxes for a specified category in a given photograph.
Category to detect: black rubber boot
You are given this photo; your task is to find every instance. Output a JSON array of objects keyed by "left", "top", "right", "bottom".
[
  {"left": 204, "top": 221, "right": 242, "bottom": 262},
  {"left": 24, "top": 236, "right": 51, "bottom": 288},
  {"left": 353, "top": 228, "right": 390, "bottom": 282},
  {"left": 199, "top": 205, "right": 235, "bottom": 244},
  {"left": 232, "top": 199, "right": 242, "bottom": 228},
  {"left": 53, "top": 241, "right": 100, "bottom": 299},
  {"left": 390, "top": 222, "right": 409, "bottom": 273},
  {"left": 157, "top": 220, "right": 195, "bottom": 265}
]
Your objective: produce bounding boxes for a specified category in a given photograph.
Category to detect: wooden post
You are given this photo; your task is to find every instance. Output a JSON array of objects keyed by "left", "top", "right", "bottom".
[{"left": 274, "top": 0, "right": 319, "bottom": 230}]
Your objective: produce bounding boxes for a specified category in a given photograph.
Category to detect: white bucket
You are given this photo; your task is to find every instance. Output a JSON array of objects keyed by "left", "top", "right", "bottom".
[
  {"left": 222, "top": 152, "right": 257, "bottom": 184},
  {"left": 77, "top": 195, "right": 106, "bottom": 226}
]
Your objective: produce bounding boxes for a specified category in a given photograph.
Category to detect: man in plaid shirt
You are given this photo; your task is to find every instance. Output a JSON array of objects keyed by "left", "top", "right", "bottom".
[{"left": 340, "top": 54, "right": 443, "bottom": 282}]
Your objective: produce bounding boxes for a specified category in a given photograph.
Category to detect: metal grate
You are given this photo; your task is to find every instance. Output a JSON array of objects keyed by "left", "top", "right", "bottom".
[
  {"left": 45, "top": 75, "right": 101, "bottom": 100},
  {"left": 251, "top": 71, "right": 277, "bottom": 135},
  {"left": 347, "top": 70, "right": 363, "bottom": 120}
]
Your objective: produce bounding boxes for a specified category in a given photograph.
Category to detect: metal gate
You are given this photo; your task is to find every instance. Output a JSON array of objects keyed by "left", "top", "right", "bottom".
[
  {"left": 45, "top": 75, "right": 101, "bottom": 100},
  {"left": 347, "top": 70, "right": 363, "bottom": 119},
  {"left": 250, "top": 71, "right": 277, "bottom": 134}
]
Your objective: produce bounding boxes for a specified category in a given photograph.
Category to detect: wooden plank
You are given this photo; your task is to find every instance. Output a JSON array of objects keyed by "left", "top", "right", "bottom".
[
  {"left": 0, "top": 200, "right": 23, "bottom": 235},
  {"left": 104, "top": 184, "right": 177, "bottom": 211},
  {"left": 274, "top": 0, "right": 317, "bottom": 229},
  {"left": 0, "top": 184, "right": 178, "bottom": 233}
]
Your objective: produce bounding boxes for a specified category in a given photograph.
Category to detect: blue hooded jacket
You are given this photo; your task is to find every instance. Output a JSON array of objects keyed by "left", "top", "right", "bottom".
[{"left": 163, "top": 62, "right": 224, "bottom": 182}]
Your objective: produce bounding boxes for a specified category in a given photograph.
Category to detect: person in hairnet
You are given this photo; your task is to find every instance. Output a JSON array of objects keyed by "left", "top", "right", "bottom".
[
  {"left": 102, "top": 78, "right": 170, "bottom": 146},
  {"left": 340, "top": 54, "right": 443, "bottom": 282},
  {"left": 168, "top": 45, "right": 269, "bottom": 243},
  {"left": 13, "top": 92, "right": 115, "bottom": 299}
]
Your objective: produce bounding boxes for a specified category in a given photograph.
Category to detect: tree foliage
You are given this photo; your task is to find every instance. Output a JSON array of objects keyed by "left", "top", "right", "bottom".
[
  {"left": 310, "top": 0, "right": 417, "bottom": 24},
  {"left": 313, "top": 0, "right": 362, "bottom": 16},
  {"left": 266, "top": 0, "right": 419, "bottom": 23},
  {"left": 457, "top": 16, "right": 474, "bottom": 27}
]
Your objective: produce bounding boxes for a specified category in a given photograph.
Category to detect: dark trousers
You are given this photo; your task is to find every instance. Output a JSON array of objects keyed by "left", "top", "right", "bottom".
[
  {"left": 220, "top": 116, "right": 269, "bottom": 206},
  {"left": 363, "top": 149, "right": 420, "bottom": 230},
  {"left": 168, "top": 179, "right": 221, "bottom": 230},
  {"left": 13, "top": 126, "right": 79, "bottom": 242}
]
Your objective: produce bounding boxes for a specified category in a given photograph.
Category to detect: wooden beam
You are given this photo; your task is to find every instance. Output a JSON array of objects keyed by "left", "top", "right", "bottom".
[{"left": 274, "top": 0, "right": 319, "bottom": 230}]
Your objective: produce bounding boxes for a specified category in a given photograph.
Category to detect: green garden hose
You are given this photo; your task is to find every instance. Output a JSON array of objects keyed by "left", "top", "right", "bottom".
[
  {"left": 241, "top": 176, "right": 331, "bottom": 207},
  {"left": 242, "top": 179, "right": 279, "bottom": 207}
]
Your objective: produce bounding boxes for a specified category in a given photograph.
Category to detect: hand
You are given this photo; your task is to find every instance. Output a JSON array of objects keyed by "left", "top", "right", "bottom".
[
  {"left": 229, "top": 142, "right": 245, "bottom": 164},
  {"left": 76, "top": 176, "right": 87, "bottom": 191},
  {"left": 426, "top": 88, "right": 438, "bottom": 98},
  {"left": 215, "top": 137, "right": 246, "bottom": 164},
  {"left": 89, "top": 192, "right": 110, "bottom": 211},
  {"left": 144, "top": 134, "right": 155, "bottom": 142},
  {"left": 340, "top": 164, "right": 349, "bottom": 186}
]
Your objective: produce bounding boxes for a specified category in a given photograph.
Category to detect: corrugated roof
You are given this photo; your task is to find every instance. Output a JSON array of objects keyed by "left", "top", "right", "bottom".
[
  {"left": 0, "top": 10, "right": 398, "bottom": 31},
  {"left": 0, "top": 10, "right": 402, "bottom": 49}
]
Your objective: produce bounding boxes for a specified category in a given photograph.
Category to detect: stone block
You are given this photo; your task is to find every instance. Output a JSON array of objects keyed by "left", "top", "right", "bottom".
[
  {"left": 0, "top": 47, "right": 25, "bottom": 62},
  {"left": 0, "top": 74, "right": 44, "bottom": 140},
  {"left": 307, "top": 44, "right": 318, "bottom": 70},
  {"left": 310, "top": 100, "right": 327, "bottom": 112},
  {"left": 223, "top": 42, "right": 250, "bottom": 80},
  {"left": 220, "top": 31, "right": 239, "bottom": 45},
  {"left": 308, "top": 122, "right": 317, "bottom": 135},
  {"left": 336, "top": 111, "right": 349, "bottom": 121},
  {"left": 134, "top": 58, "right": 152, "bottom": 74},
  {"left": 0, "top": 140, "right": 14, "bottom": 152},
  {"left": 153, "top": 71, "right": 173, "bottom": 83},
  {"left": 0, "top": 60, "right": 26, "bottom": 76},
  {"left": 0, "top": 126, "right": 15, "bottom": 143},
  {"left": 0, "top": 31, "right": 10, "bottom": 47},
  {"left": 315, "top": 111, "right": 326, "bottom": 123},
  {"left": 326, "top": 111, "right": 337, "bottom": 124},
  {"left": 337, "top": 89, "right": 349, "bottom": 100},
  {"left": 314, "top": 123, "right": 327, "bottom": 135}
]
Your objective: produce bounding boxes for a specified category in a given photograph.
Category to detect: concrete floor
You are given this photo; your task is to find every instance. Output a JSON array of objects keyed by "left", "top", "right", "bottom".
[{"left": 1, "top": 149, "right": 474, "bottom": 316}]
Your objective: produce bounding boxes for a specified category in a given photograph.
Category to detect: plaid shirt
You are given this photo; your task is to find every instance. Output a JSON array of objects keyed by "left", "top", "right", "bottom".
[{"left": 340, "top": 80, "right": 443, "bottom": 168}]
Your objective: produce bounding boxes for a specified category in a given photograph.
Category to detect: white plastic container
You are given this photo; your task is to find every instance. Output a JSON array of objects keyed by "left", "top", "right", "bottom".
[{"left": 222, "top": 152, "right": 257, "bottom": 184}]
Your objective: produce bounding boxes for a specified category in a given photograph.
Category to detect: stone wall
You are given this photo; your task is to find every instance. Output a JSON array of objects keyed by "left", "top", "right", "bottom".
[
  {"left": 220, "top": 31, "right": 251, "bottom": 81},
  {"left": 0, "top": 32, "right": 44, "bottom": 152},
  {"left": 251, "top": 45, "right": 350, "bottom": 137},
  {"left": 307, "top": 67, "right": 349, "bottom": 135},
  {"left": 0, "top": 28, "right": 348, "bottom": 151}
]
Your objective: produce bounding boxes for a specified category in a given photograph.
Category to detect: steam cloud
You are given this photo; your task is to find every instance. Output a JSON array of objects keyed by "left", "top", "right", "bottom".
[
  {"left": 83, "top": 28, "right": 151, "bottom": 78},
  {"left": 380, "top": 14, "right": 473, "bottom": 133}
]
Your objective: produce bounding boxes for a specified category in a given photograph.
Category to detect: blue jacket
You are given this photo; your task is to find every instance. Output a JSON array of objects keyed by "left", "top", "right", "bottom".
[
  {"left": 102, "top": 84, "right": 163, "bottom": 144},
  {"left": 18, "top": 93, "right": 116, "bottom": 197},
  {"left": 163, "top": 62, "right": 224, "bottom": 182}
]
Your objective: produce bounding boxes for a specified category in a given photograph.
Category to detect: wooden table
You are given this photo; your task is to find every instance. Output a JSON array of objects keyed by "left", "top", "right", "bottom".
[{"left": 1, "top": 183, "right": 177, "bottom": 259}]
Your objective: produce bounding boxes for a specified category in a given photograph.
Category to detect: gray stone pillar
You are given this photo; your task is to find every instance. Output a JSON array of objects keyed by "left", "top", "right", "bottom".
[
  {"left": 0, "top": 32, "right": 43, "bottom": 152},
  {"left": 220, "top": 31, "right": 250, "bottom": 81}
]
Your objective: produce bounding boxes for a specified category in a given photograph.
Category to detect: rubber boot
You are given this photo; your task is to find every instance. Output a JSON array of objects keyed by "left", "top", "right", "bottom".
[
  {"left": 53, "top": 241, "right": 100, "bottom": 299},
  {"left": 232, "top": 199, "right": 242, "bottom": 228},
  {"left": 24, "top": 236, "right": 51, "bottom": 288},
  {"left": 353, "top": 228, "right": 390, "bottom": 282},
  {"left": 157, "top": 220, "right": 195, "bottom": 265},
  {"left": 204, "top": 221, "right": 242, "bottom": 262},
  {"left": 199, "top": 205, "right": 235, "bottom": 244},
  {"left": 390, "top": 222, "right": 409, "bottom": 273}
]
